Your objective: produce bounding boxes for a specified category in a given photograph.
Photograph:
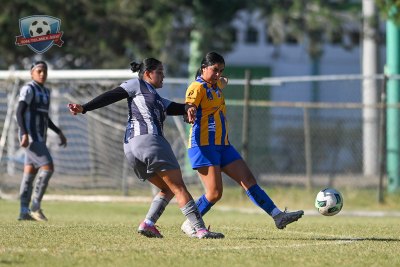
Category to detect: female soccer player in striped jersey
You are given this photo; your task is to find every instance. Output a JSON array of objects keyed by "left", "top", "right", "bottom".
[
  {"left": 17, "top": 61, "right": 67, "bottom": 221},
  {"left": 181, "top": 52, "right": 304, "bottom": 236},
  {"left": 68, "top": 58, "right": 223, "bottom": 239}
]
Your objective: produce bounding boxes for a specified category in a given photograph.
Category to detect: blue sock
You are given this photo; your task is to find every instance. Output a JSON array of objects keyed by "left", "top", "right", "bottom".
[
  {"left": 196, "top": 194, "right": 214, "bottom": 216},
  {"left": 246, "top": 184, "right": 277, "bottom": 216}
]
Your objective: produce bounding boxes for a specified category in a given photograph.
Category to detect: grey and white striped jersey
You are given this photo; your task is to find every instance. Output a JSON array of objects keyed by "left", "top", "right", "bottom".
[
  {"left": 18, "top": 81, "right": 51, "bottom": 142},
  {"left": 120, "top": 78, "right": 171, "bottom": 142}
]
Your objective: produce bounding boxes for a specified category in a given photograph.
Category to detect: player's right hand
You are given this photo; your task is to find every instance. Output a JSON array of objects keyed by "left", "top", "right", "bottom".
[
  {"left": 186, "top": 105, "right": 197, "bottom": 124},
  {"left": 68, "top": 103, "right": 82, "bottom": 115},
  {"left": 20, "top": 134, "right": 29, "bottom": 148}
]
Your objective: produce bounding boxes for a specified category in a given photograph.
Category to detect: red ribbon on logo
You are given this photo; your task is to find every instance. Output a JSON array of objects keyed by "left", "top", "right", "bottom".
[{"left": 15, "top": 32, "right": 64, "bottom": 47}]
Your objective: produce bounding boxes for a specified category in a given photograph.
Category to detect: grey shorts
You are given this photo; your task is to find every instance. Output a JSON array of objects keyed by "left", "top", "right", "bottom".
[
  {"left": 123, "top": 134, "right": 180, "bottom": 181},
  {"left": 25, "top": 141, "right": 53, "bottom": 168}
]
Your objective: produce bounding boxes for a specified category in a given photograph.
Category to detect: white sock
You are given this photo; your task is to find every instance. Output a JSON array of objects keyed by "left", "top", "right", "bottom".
[{"left": 144, "top": 218, "right": 154, "bottom": 226}]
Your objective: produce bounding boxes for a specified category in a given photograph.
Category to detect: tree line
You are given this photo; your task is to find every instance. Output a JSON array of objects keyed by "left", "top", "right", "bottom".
[{"left": 2, "top": 0, "right": 388, "bottom": 76}]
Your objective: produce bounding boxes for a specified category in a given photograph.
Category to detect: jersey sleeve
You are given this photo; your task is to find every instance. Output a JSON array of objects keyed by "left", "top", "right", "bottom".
[
  {"left": 160, "top": 97, "right": 172, "bottom": 111},
  {"left": 18, "top": 85, "right": 33, "bottom": 104},
  {"left": 185, "top": 82, "right": 204, "bottom": 107},
  {"left": 119, "top": 78, "right": 140, "bottom": 97}
]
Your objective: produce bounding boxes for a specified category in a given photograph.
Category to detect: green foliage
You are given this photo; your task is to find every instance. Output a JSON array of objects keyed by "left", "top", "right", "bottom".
[
  {"left": 0, "top": 0, "right": 189, "bottom": 72},
  {"left": 0, "top": 0, "right": 248, "bottom": 74},
  {"left": 1, "top": 0, "right": 366, "bottom": 74},
  {"left": 376, "top": 0, "right": 400, "bottom": 24},
  {"left": 187, "top": 0, "right": 247, "bottom": 77},
  {"left": 190, "top": 0, "right": 246, "bottom": 53}
]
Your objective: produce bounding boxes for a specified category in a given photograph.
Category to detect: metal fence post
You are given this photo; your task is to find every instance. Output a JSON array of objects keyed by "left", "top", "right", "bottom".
[
  {"left": 241, "top": 70, "right": 251, "bottom": 161},
  {"left": 378, "top": 75, "right": 388, "bottom": 203},
  {"left": 303, "top": 107, "right": 313, "bottom": 189}
]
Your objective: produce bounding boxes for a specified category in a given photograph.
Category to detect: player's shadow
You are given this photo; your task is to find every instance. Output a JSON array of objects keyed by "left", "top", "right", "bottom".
[
  {"left": 242, "top": 236, "right": 400, "bottom": 242},
  {"left": 312, "top": 237, "right": 400, "bottom": 242}
]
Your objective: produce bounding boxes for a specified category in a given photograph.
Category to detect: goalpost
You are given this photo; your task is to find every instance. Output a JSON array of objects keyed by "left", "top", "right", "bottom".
[
  {"left": 0, "top": 69, "right": 197, "bottom": 197},
  {"left": 0, "top": 70, "right": 391, "bottom": 198}
]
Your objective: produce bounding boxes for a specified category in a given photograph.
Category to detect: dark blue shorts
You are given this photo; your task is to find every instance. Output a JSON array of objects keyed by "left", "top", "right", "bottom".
[{"left": 188, "top": 145, "right": 242, "bottom": 169}]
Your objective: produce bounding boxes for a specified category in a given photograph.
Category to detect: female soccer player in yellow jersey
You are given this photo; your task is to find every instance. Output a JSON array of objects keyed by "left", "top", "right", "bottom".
[{"left": 181, "top": 52, "right": 304, "bottom": 236}]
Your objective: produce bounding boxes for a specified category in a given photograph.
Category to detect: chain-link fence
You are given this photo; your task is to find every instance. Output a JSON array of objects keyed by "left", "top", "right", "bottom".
[{"left": 0, "top": 71, "right": 391, "bottom": 197}]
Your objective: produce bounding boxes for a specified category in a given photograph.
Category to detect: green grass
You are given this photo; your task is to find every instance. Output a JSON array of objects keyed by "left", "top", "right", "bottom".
[
  {"left": 1, "top": 188, "right": 400, "bottom": 267},
  {"left": 44, "top": 185, "right": 400, "bottom": 211},
  {"left": 215, "top": 186, "right": 400, "bottom": 211}
]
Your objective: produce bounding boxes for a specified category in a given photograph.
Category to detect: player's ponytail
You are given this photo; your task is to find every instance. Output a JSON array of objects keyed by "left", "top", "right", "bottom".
[
  {"left": 195, "top": 68, "right": 202, "bottom": 79},
  {"left": 130, "top": 58, "right": 162, "bottom": 79},
  {"left": 130, "top": 61, "right": 142, "bottom": 73}
]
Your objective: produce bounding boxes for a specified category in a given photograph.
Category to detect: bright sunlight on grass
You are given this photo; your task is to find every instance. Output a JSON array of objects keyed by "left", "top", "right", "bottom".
[{"left": 1, "top": 189, "right": 400, "bottom": 267}]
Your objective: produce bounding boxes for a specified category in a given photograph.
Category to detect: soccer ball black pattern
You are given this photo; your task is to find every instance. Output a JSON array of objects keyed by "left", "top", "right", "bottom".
[
  {"left": 29, "top": 19, "right": 51, "bottom": 37},
  {"left": 315, "top": 188, "right": 343, "bottom": 216}
]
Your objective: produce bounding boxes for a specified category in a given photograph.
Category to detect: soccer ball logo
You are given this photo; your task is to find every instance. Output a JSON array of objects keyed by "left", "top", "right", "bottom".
[
  {"left": 315, "top": 188, "right": 343, "bottom": 216},
  {"left": 29, "top": 19, "right": 51, "bottom": 37}
]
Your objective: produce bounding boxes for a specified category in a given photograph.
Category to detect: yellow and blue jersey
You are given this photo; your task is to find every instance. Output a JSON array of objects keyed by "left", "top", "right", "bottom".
[{"left": 185, "top": 77, "right": 229, "bottom": 148}]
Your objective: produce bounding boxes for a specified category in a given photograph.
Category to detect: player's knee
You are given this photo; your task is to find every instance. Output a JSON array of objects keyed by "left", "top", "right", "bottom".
[
  {"left": 169, "top": 185, "right": 188, "bottom": 198},
  {"left": 239, "top": 176, "right": 257, "bottom": 188},
  {"left": 161, "top": 189, "right": 175, "bottom": 200},
  {"left": 207, "top": 190, "right": 223, "bottom": 203},
  {"left": 41, "top": 163, "right": 54, "bottom": 173}
]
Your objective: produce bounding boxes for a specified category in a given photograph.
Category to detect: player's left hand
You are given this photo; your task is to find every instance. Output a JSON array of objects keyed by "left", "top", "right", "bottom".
[
  {"left": 219, "top": 76, "right": 228, "bottom": 89},
  {"left": 59, "top": 131, "right": 67, "bottom": 147}
]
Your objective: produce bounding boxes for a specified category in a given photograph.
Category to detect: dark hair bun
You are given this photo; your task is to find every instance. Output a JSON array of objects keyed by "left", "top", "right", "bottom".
[{"left": 130, "top": 61, "right": 142, "bottom": 73}]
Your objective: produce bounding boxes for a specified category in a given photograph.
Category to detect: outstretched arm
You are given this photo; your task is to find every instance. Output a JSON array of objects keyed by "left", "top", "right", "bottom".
[
  {"left": 166, "top": 102, "right": 197, "bottom": 123},
  {"left": 68, "top": 86, "right": 128, "bottom": 115},
  {"left": 166, "top": 102, "right": 185, "bottom": 116}
]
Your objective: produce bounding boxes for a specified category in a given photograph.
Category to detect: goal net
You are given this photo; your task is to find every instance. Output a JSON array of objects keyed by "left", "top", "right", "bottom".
[
  {"left": 0, "top": 69, "right": 390, "bottom": 197},
  {"left": 0, "top": 70, "right": 195, "bottom": 196}
]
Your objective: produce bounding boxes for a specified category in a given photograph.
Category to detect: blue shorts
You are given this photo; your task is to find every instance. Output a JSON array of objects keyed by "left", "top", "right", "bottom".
[{"left": 188, "top": 145, "right": 242, "bottom": 169}]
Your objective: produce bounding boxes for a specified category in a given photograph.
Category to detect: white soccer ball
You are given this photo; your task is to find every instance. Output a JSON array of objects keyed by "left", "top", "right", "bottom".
[
  {"left": 315, "top": 188, "right": 343, "bottom": 216},
  {"left": 29, "top": 19, "right": 51, "bottom": 37}
]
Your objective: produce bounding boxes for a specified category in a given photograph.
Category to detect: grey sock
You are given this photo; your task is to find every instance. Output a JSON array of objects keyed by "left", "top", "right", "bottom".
[
  {"left": 31, "top": 170, "right": 53, "bottom": 211},
  {"left": 19, "top": 173, "right": 36, "bottom": 213},
  {"left": 180, "top": 199, "right": 206, "bottom": 231},
  {"left": 145, "top": 195, "right": 170, "bottom": 223}
]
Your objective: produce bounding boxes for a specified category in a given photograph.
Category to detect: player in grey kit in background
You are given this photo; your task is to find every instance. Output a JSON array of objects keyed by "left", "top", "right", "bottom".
[
  {"left": 16, "top": 61, "right": 67, "bottom": 221},
  {"left": 68, "top": 58, "right": 224, "bottom": 239}
]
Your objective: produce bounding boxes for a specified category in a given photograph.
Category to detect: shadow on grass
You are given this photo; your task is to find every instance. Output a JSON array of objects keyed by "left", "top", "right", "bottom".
[
  {"left": 312, "top": 237, "right": 400, "bottom": 242},
  {"left": 239, "top": 236, "right": 400, "bottom": 242},
  {"left": 0, "top": 260, "right": 23, "bottom": 265}
]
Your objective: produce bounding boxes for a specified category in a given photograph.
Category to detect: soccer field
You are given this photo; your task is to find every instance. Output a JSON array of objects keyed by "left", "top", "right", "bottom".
[{"left": 1, "top": 197, "right": 399, "bottom": 267}]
